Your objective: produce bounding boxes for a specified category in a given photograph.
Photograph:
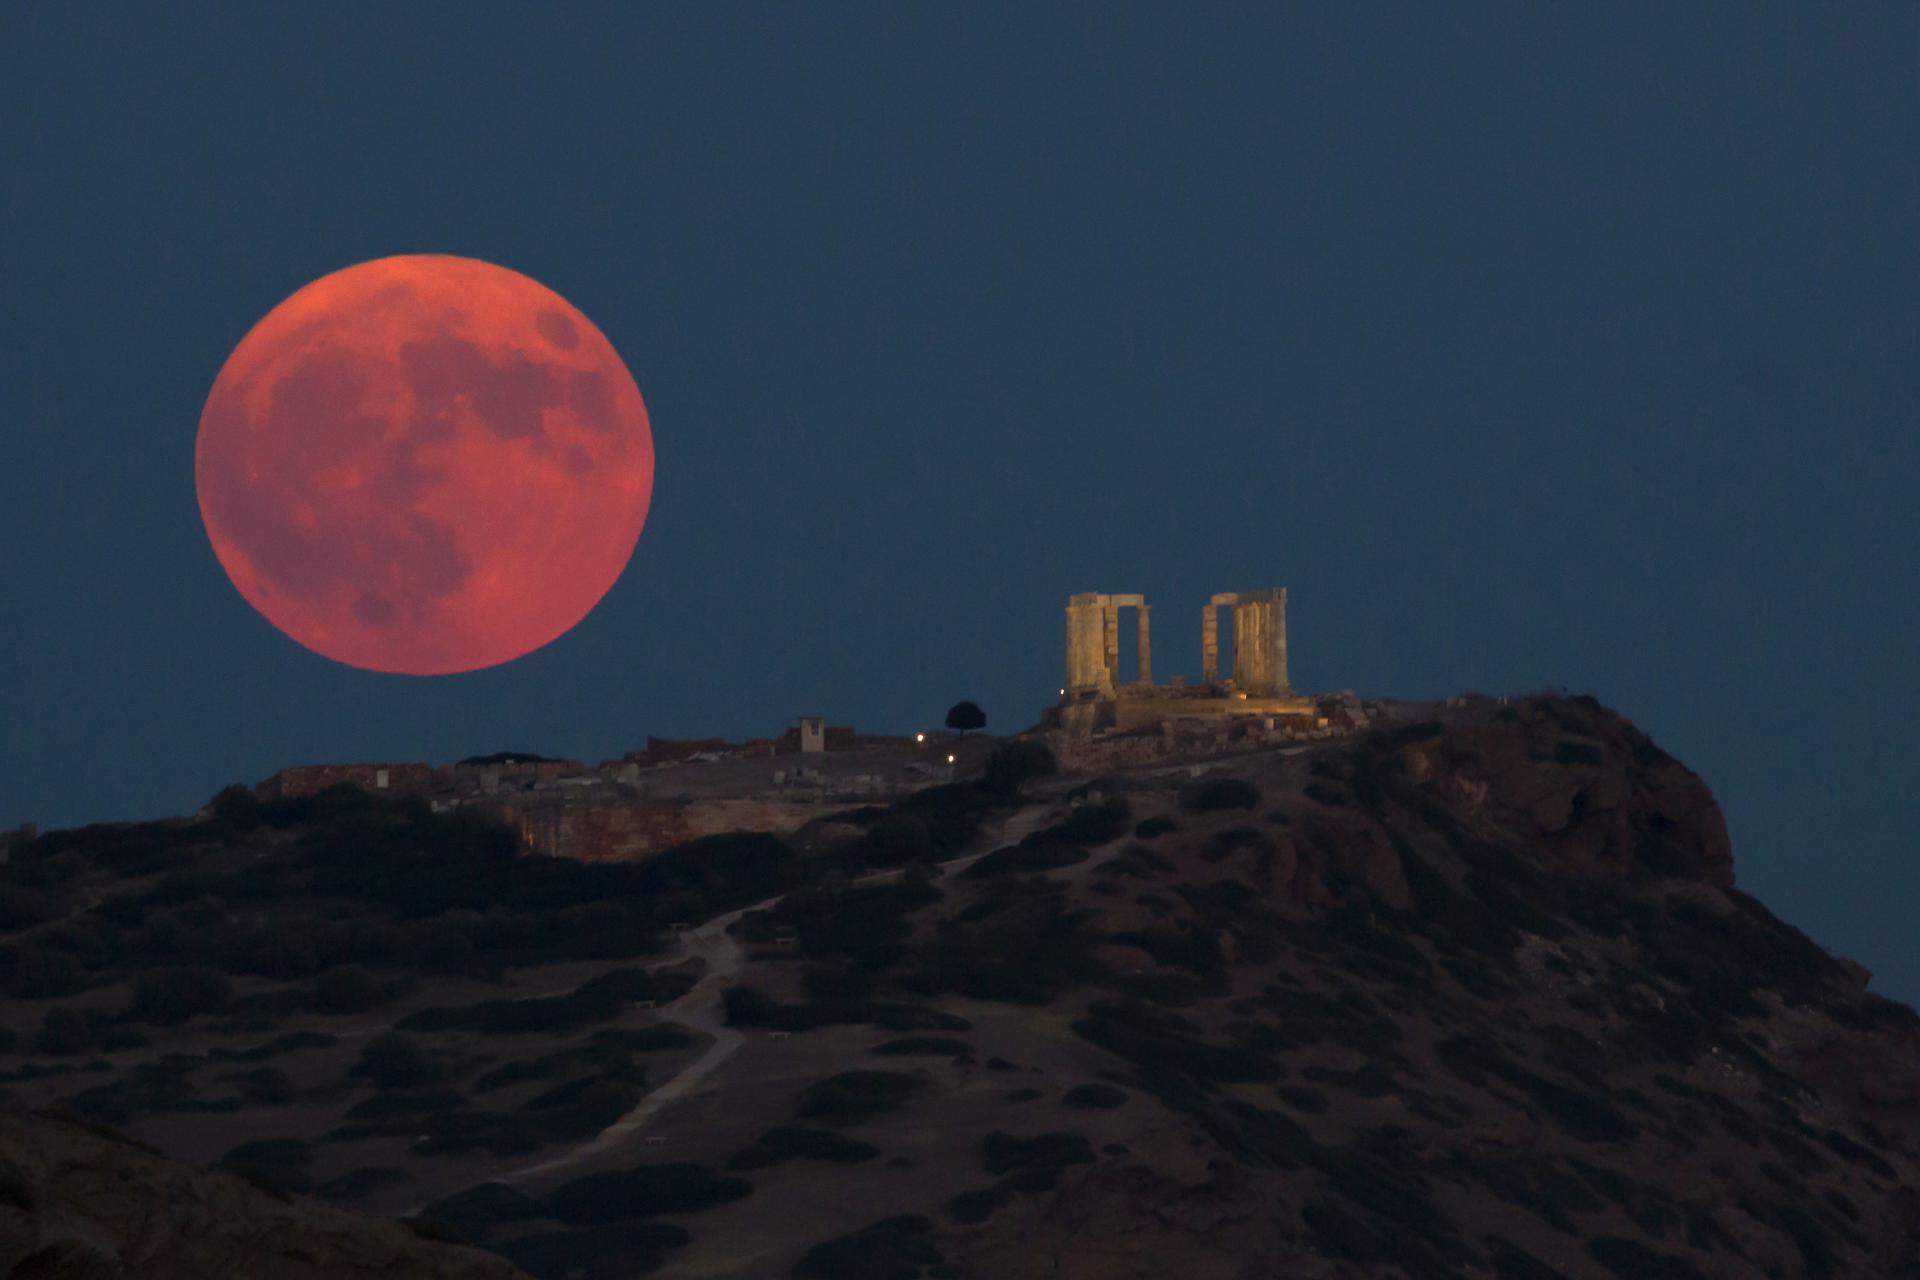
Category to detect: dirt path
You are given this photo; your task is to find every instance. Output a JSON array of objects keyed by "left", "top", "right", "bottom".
[
  {"left": 493, "top": 901, "right": 755, "bottom": 1185},
  {"left": 492, "top": 798, "right": 1056, "bottom": 1189}
]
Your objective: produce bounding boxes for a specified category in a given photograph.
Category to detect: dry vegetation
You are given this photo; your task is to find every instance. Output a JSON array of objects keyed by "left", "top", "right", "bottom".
[{"left": 5, "top": 704, "right": 1920, "bottom": 1280}]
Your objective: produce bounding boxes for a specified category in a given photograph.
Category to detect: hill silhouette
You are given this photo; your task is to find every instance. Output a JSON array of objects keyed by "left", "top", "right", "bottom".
[{"left": 0, "top": 696, "right": 1914, "bottom": 1278}]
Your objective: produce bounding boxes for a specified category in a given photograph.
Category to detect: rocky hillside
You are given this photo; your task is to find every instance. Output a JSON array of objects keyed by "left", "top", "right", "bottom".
[
  {"left": 0, "top": 1106, "right": 526, "bottom": 1278},
  {"left": 1, "top": 695, "right": 1916, "bottom": 1279}
]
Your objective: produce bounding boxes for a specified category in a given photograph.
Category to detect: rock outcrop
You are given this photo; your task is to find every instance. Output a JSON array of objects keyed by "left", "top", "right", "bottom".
[
  {"left": 0, "top": 1109, "right": 527, "bottom": 1280},
  {"left": 3, "top": 695, "right": 1913, "bottom": 1280},
  {"left": 1396, "top": 695, "right": 1735, "bottom": 888}
]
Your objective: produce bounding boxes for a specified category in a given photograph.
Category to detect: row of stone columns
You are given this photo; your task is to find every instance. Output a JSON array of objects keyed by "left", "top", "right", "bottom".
[
  {"left": 1070, "top": 588, "right": 1288, "bottom": 697},
  {"left": 1064, "top": 592, "right": 1152, "bottom": 696},
  {"left": 1201, "top": 589, "right": 1289, "bottom": 695}
]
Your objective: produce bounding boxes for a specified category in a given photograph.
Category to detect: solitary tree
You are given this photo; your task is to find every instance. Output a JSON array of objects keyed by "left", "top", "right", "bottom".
[{"left": 944, "top": 701, "right": 987, "bottom": 735}]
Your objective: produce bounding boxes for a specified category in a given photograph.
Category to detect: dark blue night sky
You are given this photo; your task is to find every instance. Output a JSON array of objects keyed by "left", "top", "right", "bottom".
[{"left": 3, "top": 7, "right": 1916, "bottom": 998}]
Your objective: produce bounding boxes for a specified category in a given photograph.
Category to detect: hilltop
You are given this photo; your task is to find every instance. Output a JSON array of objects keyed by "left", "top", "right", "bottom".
[{"left": 0, "top": 696, "right": 1916, "bottom": 1278}]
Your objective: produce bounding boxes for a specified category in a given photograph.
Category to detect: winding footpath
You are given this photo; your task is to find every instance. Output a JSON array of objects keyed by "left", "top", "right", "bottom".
[{"left": 492, "top": 802, "right": 1054, "bottom": 1189}]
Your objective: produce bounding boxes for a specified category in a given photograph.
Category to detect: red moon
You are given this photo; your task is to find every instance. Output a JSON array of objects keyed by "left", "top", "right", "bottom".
[{"left": 195, "top": 255, "right": 654, "bottom": 674}]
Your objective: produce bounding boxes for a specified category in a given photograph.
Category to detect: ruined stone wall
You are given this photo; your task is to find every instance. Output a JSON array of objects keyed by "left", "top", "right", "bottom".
[
  {"left": 495, "top": 792, "right": 865, "bottom": 863},
  {"left": 767, "top": 727, "right": 914, "bottom": 754},
  {"left": 254, "top": 763, "right": 436, "bottom": 800},
  {"left": 1043, "top": 707, "right": 1343, "bottom": 773},
  {"left": 627, "top": 737, "right": 741, "bottom": 767},
  {"left": 627, "top": 728, "right": 907, "bottom": 762}
]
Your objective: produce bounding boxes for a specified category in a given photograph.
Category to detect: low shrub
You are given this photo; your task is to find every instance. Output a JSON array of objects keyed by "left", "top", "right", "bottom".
[
  {"left": 129, "top": 965, "right": 231, "bottom": 1025},
  {"left": 4, "top": 943, "right": 88, "bottom": 1000},
  {"left": 794, "top": 1215, "right": 947, "bottom": 1280},
  {"left": 400, "top": 1217, "right": 466, "bottom": 1245},
  {"left": 947, "top": 1146, "right": 1084, "bottom": 1226},
  {"left": 497, "top": 1221, "right": 691, "bottom": 1280},
  {"left": 591, "top": 1025, "right": 695, "bottom": 1053},
  {"left": 544, "top": 1163, "right": 751, "bottom": 1224},
  {"left": 1177, "top": 777, "right": 1261, "bottom": 813},
  {"left": 982, "top": 740, "right": 1058, "bottom": 797},
  {"left": 211, "top": 1030, "right": 336, "bottom": 1062},
  {"left": 1434, "top": 1036, "right": 1635, "bottom": 1144},
  {"left": 1061, "top": 1083, "right": 1128, "bottom": 1110},
  {"left": 1586, "top": 1237, "right": 1705, "bottom": 1280},
  {"left": 220, "top": 1137, "right": 311, "bottom": 1195},
  {"left": 890, "top": 783, "right": 997, "bottom": 859},
  {"left": 1554, "top": 740, "right": 1604, "bottom": 766},
  {"left": 345, "top": 1088, "right": 463, "bottom": 1120},
  {"left": 34, "top": 1008, "right": 97, "bottom": 1056},
  {"left": 317, "top": 1166, "right": 409, "bottom": 1199},
  {"left": 312, "top": 965, "right": 386, "bottom": 1015},
  {"left": 727, "top": 1125, "right": 879, "bottom": 1170},
  {"left": 226, "top": 1066, "right": 292, "bottom": 1105},
  {"left": 1202, "top": 826, "right": 1271, "bottom": 863},
  {"left": 1300, "top": 1063, "right": 1398, "bottom": 1099},
  {"left": 982, "top": 1130, "right": 1094, "bottom": 1175},
  {"left": 906, "top": 897, "right": 1106, "bottom": 1006},
  {"left": 722, "top": 985, "right": 966, "bottom": 1034},
  {"left": 399, "top": 967, "right": 672, "bottom": 1036},
  {"left": 963, "top": 842, "right": 1088, "bottom": 878},
  {"left": 1096, "top": 844, "right": 1173, "bottom": 880},
  {"left": 1073, "top": 1001, "right": 1280, "bottom": 1087},
  {"left": 522, "top": 1076, "right": 642, "bottom": 1116},
  {"left": 351, "top": 1032, "right": 441, "bottom": 1090},
  {"left": 421, "top": 1182, "right": 543, "bottom": 1239},
  {"left": 772, "top": 881, "right": 941, "bottom": 960},
  {"left": 947, "top": 1182, "right": 1017, "bottom": 1224},
  {"left": 1052, "top": 798, "right": 1132, "bottom": 845},
  {"left": 1823, "top": 1128, "right": 1896, "bottom": 1180},
  {"left": 869, "top": 1037, "right": 970, "bottom": 1057},
  {"left": 796, "top": 1071, "right": 926, "bottom": 1124},
  {"left": 0, "top": 886, "right": 60, "bottom": 932},
  {"left": 859, "top": 816, "right": 932, "bottom": 868},
  {"left": 476, "top": 1055, "right": 567, "bottom": 1092}
]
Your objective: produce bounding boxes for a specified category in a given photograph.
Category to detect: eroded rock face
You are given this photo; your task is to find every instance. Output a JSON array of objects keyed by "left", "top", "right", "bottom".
[
  {"left": 958, "top": 1128, "right": 1355, "bottom": 1280},
  {"left": 1262, "top": 696, "right": 1737, "bottom": 927},
  {"left": 0, "top": 1110, "right": 527, "bottom": 1280},
  {"left": 932, "top": 699, "right": 1917, "bottom": 1280},
  {"left": 7, "top": 695, "right": 1911, "bottom": 1280},
  {"left": 1399, "top": 695, "right": 1735, "bottom": 888}
]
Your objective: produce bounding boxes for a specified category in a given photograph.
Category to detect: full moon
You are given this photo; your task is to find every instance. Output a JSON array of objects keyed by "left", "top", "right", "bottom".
[{"left": 195, "top": 255, "right": 654, "bottom": 674}]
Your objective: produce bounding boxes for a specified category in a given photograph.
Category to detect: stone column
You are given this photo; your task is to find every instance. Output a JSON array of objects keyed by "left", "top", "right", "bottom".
[
  {"left": 1136, "top": 606, "right": 1152, "bottom": 685},
  {"left": 1233, "top": 602, "right": 1254, "bottom": 689},
  {"left": 1103, "top": 600, "right": 1120, "bottom": 688},
  {"left": 1227, "top": 590, "right": 1290, "bottom": 696},
  {"left": 1270, "top": 590, "right": 1290, "bottom": 694},
  {"left": 1065, "top": 596, "right": 1109, "bottom": 696},
  {"left": 1066, "top": 608, "right": 1073, "bottom": 690},
  {"left": 1201, "top": 605, "right": 1218, "bottom": 683},
  {"left": 1064, "top": 604, "right": 1081, "bottom": 693}
]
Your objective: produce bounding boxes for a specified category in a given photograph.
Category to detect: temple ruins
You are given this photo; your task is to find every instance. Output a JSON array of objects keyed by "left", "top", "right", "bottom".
[{"left": 1046, "top": 587, "right": 1315, "bottom": 734}]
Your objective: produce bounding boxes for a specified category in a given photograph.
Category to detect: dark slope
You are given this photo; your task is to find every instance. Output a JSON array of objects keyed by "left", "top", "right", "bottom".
[
  {"left": 2, "top": 697, "right": 1916, "bottom": 1279},
  {"left": 914, "top": 697, "right": 1920, "bottom": 1279}
]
